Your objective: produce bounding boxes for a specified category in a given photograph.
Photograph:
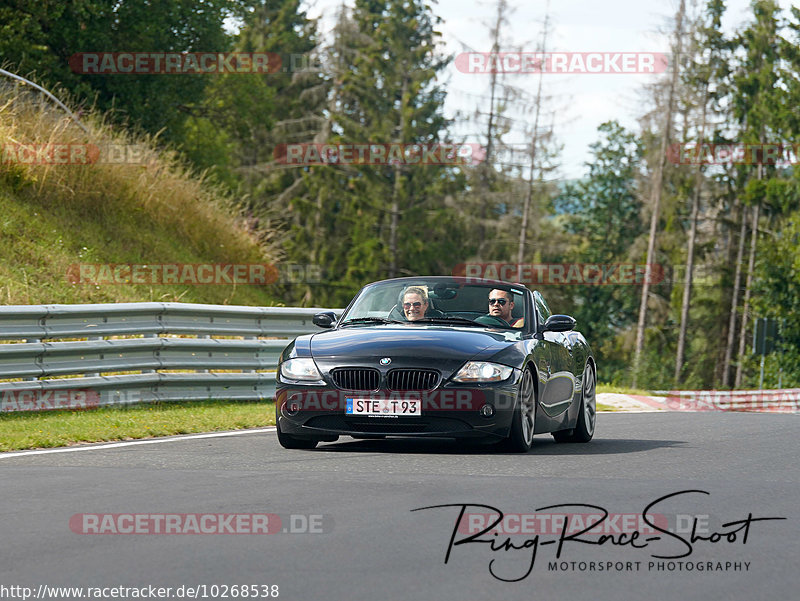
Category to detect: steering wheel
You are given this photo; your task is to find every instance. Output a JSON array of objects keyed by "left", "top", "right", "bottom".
[{"left": 474, "top": 315, "right": 510, "bottom": 327}]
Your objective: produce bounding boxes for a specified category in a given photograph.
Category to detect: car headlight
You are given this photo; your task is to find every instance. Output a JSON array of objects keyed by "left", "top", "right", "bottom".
[
  {"left": 280, "top": 358, "right": 324, "bottom": 383},
  {"left": 452, "top": 361, "right": 514, "bottom": 382}
]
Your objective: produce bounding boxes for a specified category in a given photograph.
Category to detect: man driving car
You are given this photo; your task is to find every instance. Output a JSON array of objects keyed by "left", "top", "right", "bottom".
[{"left": 488, "top": 289, "right": 524, "bottom": 328}]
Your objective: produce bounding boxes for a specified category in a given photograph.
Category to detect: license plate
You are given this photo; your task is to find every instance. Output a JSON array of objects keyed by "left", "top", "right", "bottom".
[{"left": 345, "top": 398, "right": 421, "bottom": 417}]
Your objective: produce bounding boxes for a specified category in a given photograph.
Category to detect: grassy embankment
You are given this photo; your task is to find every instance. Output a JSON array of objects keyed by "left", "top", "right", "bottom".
[
  {"left": 0, "top": 85, "right": 283, "bottom": 450},
  {"left": 0, "top": 85, "right": 279, "bottom": 306}
]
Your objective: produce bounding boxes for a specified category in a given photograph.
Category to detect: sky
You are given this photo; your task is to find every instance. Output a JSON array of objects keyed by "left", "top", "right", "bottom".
[{"left": 302, "top": 0, "right": 793, "bottom": 179}]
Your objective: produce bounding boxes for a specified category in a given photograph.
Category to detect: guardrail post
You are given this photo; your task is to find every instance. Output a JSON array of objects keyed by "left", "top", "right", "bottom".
[
  {"left": 143, "top": 333, "right": 157, "bottom": 374},
  {"left": 201, "top": 334, "right": 210, "bottom": 374},
  {"left": 23, "top": 338, "right": 40, "bottom": 381},
  {"left": 86, "top": 336, "right": 101, "bottom": 377},
  {"left": 244, "top": 336, "right": 256, "bottom": 373}
]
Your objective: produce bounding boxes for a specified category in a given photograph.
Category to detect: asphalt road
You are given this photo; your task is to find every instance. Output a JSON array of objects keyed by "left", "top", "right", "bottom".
[{"left": 1, "top": 413, "right": 798, "bottom": 601}]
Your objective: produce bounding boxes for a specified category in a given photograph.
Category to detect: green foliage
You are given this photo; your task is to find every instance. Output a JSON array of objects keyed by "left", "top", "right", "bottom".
[
  {"left": 731, "top": 1, "right": 782, "bottom": 136},
  {"left": 553, "top": 121, "right": 644, "bottom": 381},
  {"left": 269, "top": 0, "right": 466, "bottom": 306},
  {"left": 748, "top": 204, "right": 800, "bottom": 387},
  {"left": 557, "top": 122, "right": 642, "bottom": 259},
  {"left": 0, "top": 0, "right": 245, "bottom": 144}
]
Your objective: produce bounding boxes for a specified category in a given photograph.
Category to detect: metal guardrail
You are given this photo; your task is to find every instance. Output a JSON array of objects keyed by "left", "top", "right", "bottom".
[{"left": 0, "top": 303, "right": 337, "bottom": 412}]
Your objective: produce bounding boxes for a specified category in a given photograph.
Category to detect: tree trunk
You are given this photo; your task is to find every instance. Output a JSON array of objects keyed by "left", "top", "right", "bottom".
[
  {"left": 473, "top": 0, "right": 507, "bottom": 256},
  {"left": 734, "top": 201, "right": 760, "bottom": 387},
  {"left": 674, "top": 94, "right": 708, "bottom": 383},
  {"left": 722, "top": 203, "right": 746, "bottom": 387},
  {"left": 483, "top": 0, "right": 505, "bottom": 169},
  {"left": 633, "top": 0, "right": 685, "bottom": 388},
  {"left": 479, "top": 0, "right": 508, "bottom": 185},
  {"left": 388, "top": 77, "right": 410, "bottom": 278},
  {"left": 516, "top": 6, "right": 549, "bottom": 265},
  {"left": 389, "top": 194, "right": 399, "bottom": 278},
  {"left": 733, "top": 150, "right": 764, "bottom": 387}
]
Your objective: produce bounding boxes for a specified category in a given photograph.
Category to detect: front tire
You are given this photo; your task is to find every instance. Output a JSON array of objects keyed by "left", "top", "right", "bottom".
[
  {"left": 497, "top": 368, "right": 536, "bottom": 453},
  {"left": 553, "top": 363, "right": 595, "bottom": 443}
]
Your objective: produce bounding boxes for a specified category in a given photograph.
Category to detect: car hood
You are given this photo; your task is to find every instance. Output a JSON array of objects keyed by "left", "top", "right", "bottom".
[{"left": 309, "top": 325, "right": 517, "bottom": 375}]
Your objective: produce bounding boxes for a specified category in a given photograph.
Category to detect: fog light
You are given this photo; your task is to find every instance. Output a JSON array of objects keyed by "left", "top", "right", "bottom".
[
  {"left": 285, "top": 401, "right": 300, "bottom": 416},
  {"left": 479, "top": 404, "right": 495, "bottom": 418}
]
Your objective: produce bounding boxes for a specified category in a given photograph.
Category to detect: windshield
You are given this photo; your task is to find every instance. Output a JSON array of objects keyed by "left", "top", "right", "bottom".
[{"left": 340, "top": 279, "right": 527, "bottom": 329}]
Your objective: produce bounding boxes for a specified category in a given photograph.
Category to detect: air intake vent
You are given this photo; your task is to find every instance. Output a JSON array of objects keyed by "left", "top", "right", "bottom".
[
  {"left": 387, "top": 369, "right": 439, "bottom": 391},
  {"left": 331, "top": 368, "right": 380, "bottom": 391}
]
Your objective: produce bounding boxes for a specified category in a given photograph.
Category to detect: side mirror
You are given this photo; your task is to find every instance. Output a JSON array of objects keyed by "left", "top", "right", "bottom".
[
  {"left": 313, "top": 311, "right": 337, "bottom": 328},
  {"left": 542, "top": 314, "right": 576, "bottom": 333}
]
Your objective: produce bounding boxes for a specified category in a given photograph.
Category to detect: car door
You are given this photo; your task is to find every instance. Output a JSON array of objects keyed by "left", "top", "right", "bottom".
[{"left": 534, "top": 291, "right": 574, "bottom": 417}]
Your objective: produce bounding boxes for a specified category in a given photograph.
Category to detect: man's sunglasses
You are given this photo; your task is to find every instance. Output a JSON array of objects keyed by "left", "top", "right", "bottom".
[
  {"left": 488, "top": 298, "right": 508, "bottom": 306},
  {"left": 403, "top": 301, "right": 423, "bottom": 309}
]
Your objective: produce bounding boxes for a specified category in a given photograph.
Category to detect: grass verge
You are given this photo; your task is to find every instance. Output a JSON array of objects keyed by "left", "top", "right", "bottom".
[
  {"left": 2, "top": 393, "right": 622, "bottom": 452},
  {"left": 0, "top": 400, "right": 275, "bottom": 452}
]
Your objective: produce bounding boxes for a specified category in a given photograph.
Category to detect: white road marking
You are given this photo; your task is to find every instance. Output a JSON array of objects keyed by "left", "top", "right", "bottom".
[{"left": 0, "top": 427, "right": 277, "bottom": 459}]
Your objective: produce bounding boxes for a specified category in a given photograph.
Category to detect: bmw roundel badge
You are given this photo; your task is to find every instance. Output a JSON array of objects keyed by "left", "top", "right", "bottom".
[{"left": 380, "top": 357, "right": 391, "bottom": 365}]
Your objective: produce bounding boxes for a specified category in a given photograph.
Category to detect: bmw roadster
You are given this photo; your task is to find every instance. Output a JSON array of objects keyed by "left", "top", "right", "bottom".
[{"left": 275, "top": 276, "right": 595, "bottom": 452}]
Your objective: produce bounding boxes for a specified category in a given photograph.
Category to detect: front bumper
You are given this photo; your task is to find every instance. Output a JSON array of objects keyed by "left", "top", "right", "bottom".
[{"left": 275, "top": 370, "right": 522, "bottom": 441}]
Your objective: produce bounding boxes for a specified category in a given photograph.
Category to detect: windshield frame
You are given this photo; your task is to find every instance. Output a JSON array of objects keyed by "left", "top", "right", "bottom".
[{"left": 336, "top": 277, "right": 531, "bottom": 332}]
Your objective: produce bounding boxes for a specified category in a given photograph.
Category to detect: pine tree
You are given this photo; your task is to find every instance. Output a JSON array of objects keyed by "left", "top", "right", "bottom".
[
  {"left": 729, "top": 0, "right": 783, "bottom": 387},
  {"left": 633, "top": 0, "right": 686, "bottom": 388},
  {"left": 674, "top": 0, "right": 730, "bottom": 384}
]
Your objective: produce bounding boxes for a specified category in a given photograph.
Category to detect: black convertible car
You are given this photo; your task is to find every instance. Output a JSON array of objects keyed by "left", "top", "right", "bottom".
[{"left": 275, "top": 276, "right": 595, "bottom": 452}]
